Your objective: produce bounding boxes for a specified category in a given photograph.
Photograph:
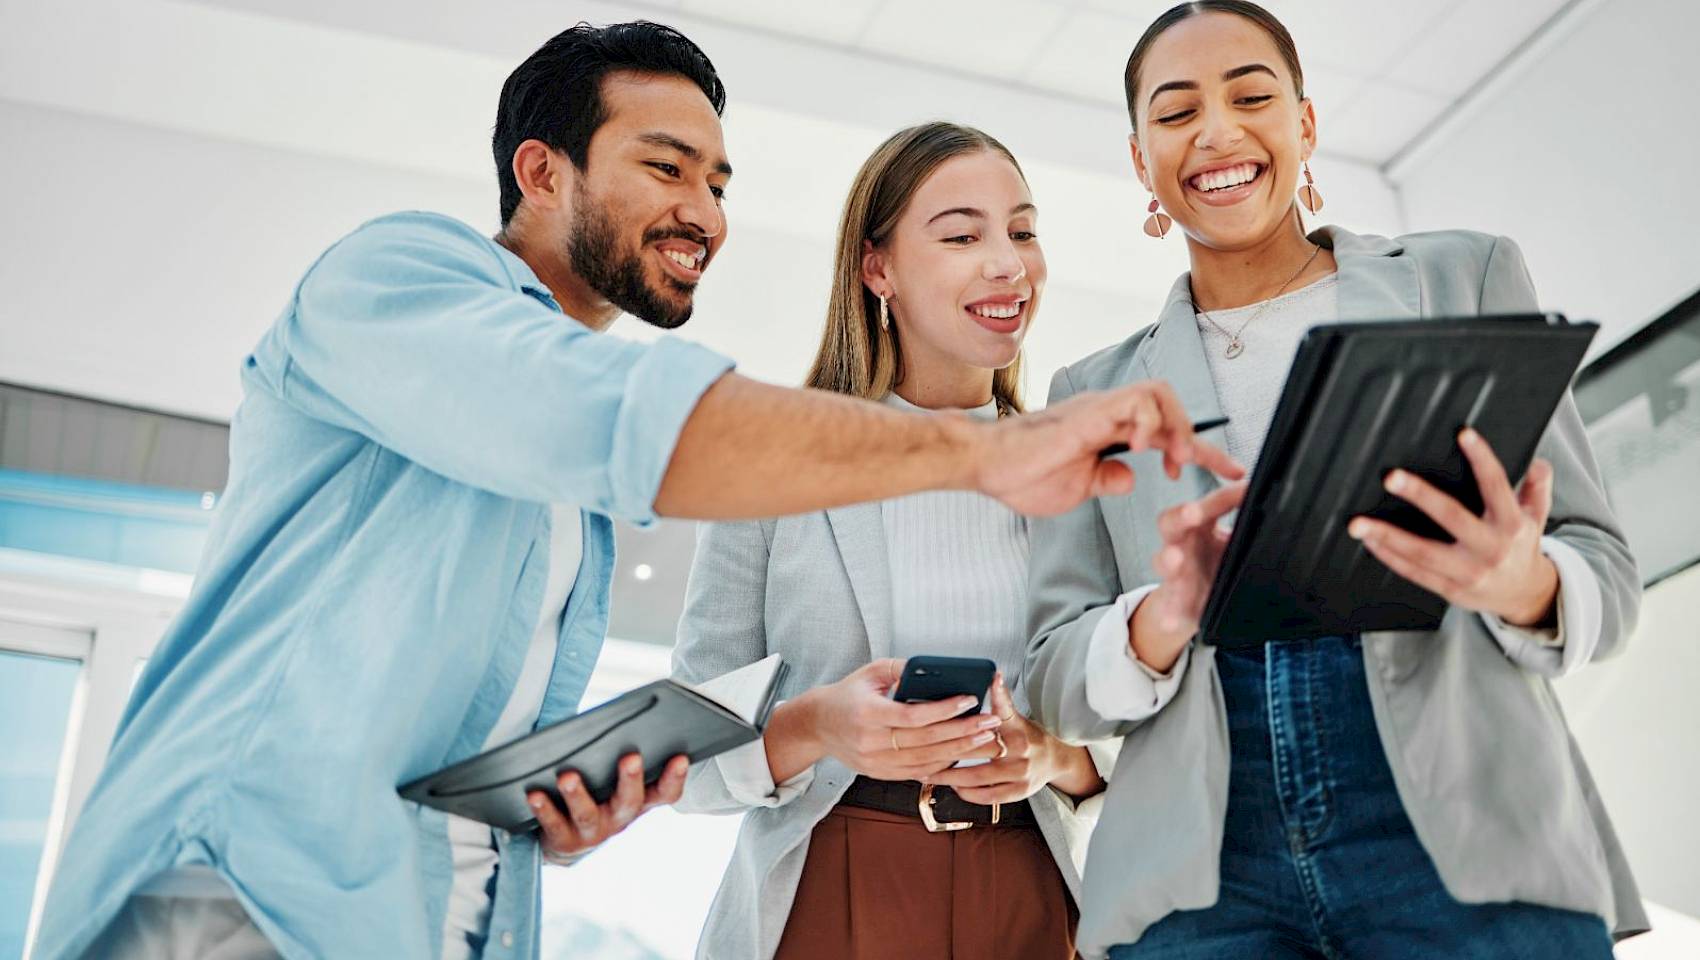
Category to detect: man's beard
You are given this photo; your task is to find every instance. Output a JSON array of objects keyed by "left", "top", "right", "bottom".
[{"left": 565, "top": 189, "right": 697, "bottom": 330}]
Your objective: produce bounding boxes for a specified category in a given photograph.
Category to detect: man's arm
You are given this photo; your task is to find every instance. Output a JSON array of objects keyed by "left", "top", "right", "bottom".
[
  {"left": 1023, "top": 366, "right": 1156, "bottom": 743},
  {"left": 285, "top": 214, "right": 1225, "bottom": 525},
  {"left": 657, "top": 372, "right": 1232, "bottom": 520}
]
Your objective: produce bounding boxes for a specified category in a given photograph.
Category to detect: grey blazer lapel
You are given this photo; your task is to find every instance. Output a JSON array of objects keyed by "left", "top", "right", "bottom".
[
  {"left": 824, "top": 503, "right": 894, "bottom": 661},
  {"left": 1317, "top": 226, "right": 1422, "bottom": 321},
  {"left": 1113, "top": 275, "right": 1228, "bottom": 566}
]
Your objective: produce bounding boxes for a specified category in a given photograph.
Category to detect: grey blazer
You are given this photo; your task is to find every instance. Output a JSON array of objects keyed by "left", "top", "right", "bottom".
[
  {"left": 1023, "top": 226, "right": 1648, "bottom": 958},
  {"left": 672, "top": 503, "right": 1114, "bottom": 960}
]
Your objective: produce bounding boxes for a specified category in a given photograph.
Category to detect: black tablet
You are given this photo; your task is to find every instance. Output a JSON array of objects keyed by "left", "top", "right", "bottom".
[
  {"left": 1198, "top": 314, "right": 1598, "bottom": 646},
  {"left": 399, "top": 656, "right": 787, "bottom": 832}
]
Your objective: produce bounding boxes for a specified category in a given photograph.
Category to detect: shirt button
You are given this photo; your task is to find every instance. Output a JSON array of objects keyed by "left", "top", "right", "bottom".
[{"left": 501, "top": 931, "right": 514, "bottom": 948}]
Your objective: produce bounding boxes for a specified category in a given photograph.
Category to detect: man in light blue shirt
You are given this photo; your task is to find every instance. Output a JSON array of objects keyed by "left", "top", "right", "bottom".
[{"left": 34, "top": 20, "right": 1228, "bottom": 960}]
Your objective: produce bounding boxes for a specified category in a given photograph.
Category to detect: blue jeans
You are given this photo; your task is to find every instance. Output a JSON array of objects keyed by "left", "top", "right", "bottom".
[{"left": 1109, "top": 636, "right": 1612, "bottom": 960}]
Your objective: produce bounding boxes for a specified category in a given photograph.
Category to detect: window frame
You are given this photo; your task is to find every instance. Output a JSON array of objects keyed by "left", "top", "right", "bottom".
[{"left": 0, "top": 570, "right": 181, "bottom": 956}]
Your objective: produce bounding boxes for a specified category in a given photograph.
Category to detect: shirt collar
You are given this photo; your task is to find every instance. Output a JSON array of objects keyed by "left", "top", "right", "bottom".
[{"left": 488, "top": 236, "right": 563, "bottom": 311}]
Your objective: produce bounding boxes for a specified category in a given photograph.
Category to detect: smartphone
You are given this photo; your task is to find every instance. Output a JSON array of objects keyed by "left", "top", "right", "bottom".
[{"left": 890, "top": 656, "right": 997, "bottom": 719}]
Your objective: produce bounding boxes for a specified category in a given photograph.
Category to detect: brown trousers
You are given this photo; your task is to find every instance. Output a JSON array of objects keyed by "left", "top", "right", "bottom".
[{"left": 774, "top": 804, "right": 1078, "bottom": 960}]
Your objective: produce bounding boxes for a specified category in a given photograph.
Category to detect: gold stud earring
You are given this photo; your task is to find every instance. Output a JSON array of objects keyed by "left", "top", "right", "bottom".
[{"left": 1298, "top": 161, "right": 1324, "bottom": 214}]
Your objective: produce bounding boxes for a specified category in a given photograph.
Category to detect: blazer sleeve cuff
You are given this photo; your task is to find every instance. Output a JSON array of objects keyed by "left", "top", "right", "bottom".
[
  {"left": 1085, "top": 585, "right": 1190, "bottom": 722},
  {"left": 1480, "top": 536, "right": 1602, "bottom": 678},
  {"left": 713, "top": 733, "right": 814, "bottom": 808}
]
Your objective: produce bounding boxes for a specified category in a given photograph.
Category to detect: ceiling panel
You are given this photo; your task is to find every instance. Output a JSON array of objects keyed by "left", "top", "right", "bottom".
[
  {"left": 1259, "top": 0, "right": 1460, "bottom": 80},
  {"left": 858, "top": 0, "right": 1069, "bottom": 83},
  {"left": 1297, "top": 62, "right": 1372, "bottom": 120},
  {"left": 1317, "top": 80, "right": 1451, "bottom": 165},
  {"left": 1020, "top": 9, "right": 1148, "bottom": 106},
  {"left": 674, "top": 0, "right": 878, "bottom": 47},
  {"left": 166, "top": 0, "right": 1575, "bottom": 168},
  {"left": 1079, "top": 0, "right": 1184, "bottom": 22},
  {"left": 1383, "top": 0, "right": 1572, "bottom": 97}
]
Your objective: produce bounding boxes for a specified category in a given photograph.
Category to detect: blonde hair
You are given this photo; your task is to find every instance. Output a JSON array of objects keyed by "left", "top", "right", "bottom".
[{"left": 804, "top": 122, "right": 1030, "bottom": 413}]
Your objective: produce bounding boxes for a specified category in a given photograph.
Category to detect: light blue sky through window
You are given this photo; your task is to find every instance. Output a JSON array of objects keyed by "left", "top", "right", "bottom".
[{"left": 0, "top": 650, "right": 81, "bottom": 959}]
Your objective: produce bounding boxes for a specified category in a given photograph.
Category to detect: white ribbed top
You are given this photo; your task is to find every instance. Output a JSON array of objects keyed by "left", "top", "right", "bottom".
[
  {"left": 1194, "top": 273, "right": 1339, "bottom": 475},
  {"left": 443, "top": 504, "right": 581, "bottom": 958},
  {"left": 879, "top": 393, "right": 1030, "bottom": 682}
]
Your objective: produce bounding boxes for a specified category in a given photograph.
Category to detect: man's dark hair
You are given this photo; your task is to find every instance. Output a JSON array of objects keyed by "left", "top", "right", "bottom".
[{"left": 493, "top": 21, "right": 726, "bottom": 226}]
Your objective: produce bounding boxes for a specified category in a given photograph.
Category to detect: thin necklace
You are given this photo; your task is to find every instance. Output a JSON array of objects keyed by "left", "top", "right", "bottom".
[{"left": 1196, "top": 242, "right": 1324, "bottom": 359}]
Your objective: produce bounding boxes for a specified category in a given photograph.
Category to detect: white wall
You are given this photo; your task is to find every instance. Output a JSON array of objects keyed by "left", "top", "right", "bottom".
[
  {"left": 1386, "top": 0, "right": 1700, "bottom": 919},
  {"left": 1556, "top": 564, "right": 1700, "bottom": 918},
  {"left": 0, "top": 101, "right": 494, "bottom": 419},
  {"left": 1390, "top": 0, "right": 1700, "bottom": 352},
  {"left": 0, "top": 0, "right": 1404, "bottom": 420}
]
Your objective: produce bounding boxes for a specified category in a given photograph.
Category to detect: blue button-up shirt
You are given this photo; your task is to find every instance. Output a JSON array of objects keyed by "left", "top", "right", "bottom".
[{"left": 33, "top": 212, "right": 735, "bottom": 959}]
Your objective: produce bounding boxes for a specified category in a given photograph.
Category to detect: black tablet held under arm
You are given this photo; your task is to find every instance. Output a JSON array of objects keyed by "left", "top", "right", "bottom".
[
  {"left": 399, "top": 655, "right": 787, "bottom": 832},
  {"left": 1198, "top": 314, "right": 1598, "bottom": 646}
]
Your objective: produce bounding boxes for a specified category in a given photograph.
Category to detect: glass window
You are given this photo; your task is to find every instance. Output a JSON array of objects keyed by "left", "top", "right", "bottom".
[
  {"left": 0, "top": 650, "right": 81, "bottom": 958},
  {"left": 1575, "top": 288, "right": 1700, "bottom": 585}
]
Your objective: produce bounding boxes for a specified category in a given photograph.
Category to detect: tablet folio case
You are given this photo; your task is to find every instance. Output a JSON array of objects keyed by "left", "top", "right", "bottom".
[
  {"left": 400, "top": 669, "right": 785, "bottom": 833},
  {"left": 1199, "top": 315, "right": 1597, "bottom": 646}
]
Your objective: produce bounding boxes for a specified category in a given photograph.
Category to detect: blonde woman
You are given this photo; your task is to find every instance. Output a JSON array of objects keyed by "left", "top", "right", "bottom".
[{"left": 671, "top": 122, "right": 1133, "bottom": 960}]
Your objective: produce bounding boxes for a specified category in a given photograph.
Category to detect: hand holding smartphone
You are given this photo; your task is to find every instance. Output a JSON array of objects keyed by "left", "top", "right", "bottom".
[
  {"left": 890, "top": 656, "right": 998, "bottom": 769},
  {"left": 889, "top": 656, "right": 997, "bottom": 714}
]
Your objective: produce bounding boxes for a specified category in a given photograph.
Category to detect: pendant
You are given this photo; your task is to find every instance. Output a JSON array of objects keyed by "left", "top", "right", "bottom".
[{"left": 1225, "top": 338, "right": 1245, "bottom": 359}]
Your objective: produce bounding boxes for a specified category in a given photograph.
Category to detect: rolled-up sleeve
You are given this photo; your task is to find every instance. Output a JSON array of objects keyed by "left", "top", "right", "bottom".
[
  {"left": 1025, "top": 365, "right": 1163, "bottom": 744},
  {"left": 1476, "top": 234, "right": 1640, "bottom": 665},
  {"left": 277, "top": 212, "right": 734, "bottom": 522},
  {"left": 1480, "top": 536, "right": 1603, "bottom": 678},
  {"left": 1085, "top": 585, "right": 1191, "bottom": 721},
  {"left": 712, "top": 738, "right": 816, "bottom": 808}
]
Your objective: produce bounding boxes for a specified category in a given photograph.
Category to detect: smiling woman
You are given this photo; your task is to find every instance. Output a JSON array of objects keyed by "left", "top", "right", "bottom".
[
  {"left": 1020, "top": 3, "right": 1651, "bottom": 959},
  {"left": 670, "top": 121, "right": 1113, "bottom": 960},
  {"left": 805, "top": 122, "right": 1043, "bottom": 414}
]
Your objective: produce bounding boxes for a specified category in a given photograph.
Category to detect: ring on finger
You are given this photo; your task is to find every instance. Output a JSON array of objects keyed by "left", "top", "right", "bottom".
[{"left": 994, "top": 731, "right": 1009, "bottom": 760}]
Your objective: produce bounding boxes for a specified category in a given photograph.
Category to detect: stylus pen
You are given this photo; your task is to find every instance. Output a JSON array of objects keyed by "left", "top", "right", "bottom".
[{"left": 1098, "top": 416, "right": 1231, "bottom": 459}]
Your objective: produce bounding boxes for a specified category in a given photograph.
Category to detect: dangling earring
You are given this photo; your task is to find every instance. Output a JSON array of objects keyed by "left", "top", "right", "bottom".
[
  {"left": 878, "top": 294, "right": 890, "bottom": 331},
  {"left": 1298, "top": 161, "right": 1324, "bottom": 214},
  {"left": 1142, "top": 194, "right": 1172, "bottom": 239}
]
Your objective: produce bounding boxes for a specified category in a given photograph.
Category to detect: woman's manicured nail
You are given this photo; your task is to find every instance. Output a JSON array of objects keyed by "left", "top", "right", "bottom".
[
  {"left": 973, "top": 732, "right": 996, "bottom": 746},
  {"left": 1385, "top": 471, "right": 1406, "bottom": 494}
]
